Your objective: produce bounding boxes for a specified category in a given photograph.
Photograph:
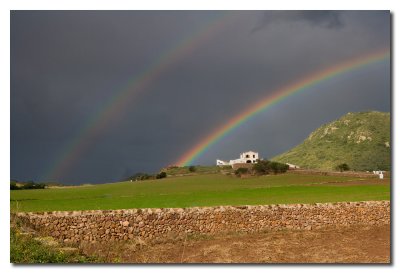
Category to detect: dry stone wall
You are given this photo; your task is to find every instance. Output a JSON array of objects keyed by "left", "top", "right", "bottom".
[
  {"left": 289, "top": 169, "right": 380, "bottom": 178},
  {"left": 14, "top": 201, "right": 390, "bottom": 245}
]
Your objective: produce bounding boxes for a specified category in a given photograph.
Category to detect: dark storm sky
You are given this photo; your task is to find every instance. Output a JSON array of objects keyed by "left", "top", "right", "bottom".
[{"left": 10, "top": 11, "right": 391, "bottom": 184}]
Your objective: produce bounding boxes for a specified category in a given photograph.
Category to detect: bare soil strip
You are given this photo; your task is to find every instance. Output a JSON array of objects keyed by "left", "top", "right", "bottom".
[{"left": 81, "top": 224, "right": 390, "bottom": 263}]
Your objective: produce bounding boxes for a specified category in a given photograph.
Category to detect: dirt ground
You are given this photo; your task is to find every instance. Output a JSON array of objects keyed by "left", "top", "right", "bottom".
[{"left": 82, "top": 224, "right": 390, "bottom": 263}]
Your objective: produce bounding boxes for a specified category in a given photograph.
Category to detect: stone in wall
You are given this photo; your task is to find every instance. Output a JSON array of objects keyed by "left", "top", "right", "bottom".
[{"left": 14, "top": 201, "right": 390, "bottom": 245}]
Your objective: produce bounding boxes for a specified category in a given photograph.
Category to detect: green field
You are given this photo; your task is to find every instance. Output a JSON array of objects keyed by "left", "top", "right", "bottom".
[{"left": 10, "top": 173, "right": 390, "bottom": 212}]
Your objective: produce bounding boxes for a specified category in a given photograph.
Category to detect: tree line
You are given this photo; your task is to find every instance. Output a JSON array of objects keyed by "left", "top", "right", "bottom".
[
  {"left": 126, "top": 171, "right": 167, "bottom": 181},
  {"left": 234, "top": 159, "right": 289, "bottom": 177},
  {"left": 10, "top": 181, "right": 46, "bottom": 190}
]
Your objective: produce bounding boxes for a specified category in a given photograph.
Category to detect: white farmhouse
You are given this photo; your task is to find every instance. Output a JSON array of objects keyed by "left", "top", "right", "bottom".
[
  {"left": 373, "top": 170, "right": 385, "bottom": 179},
  {"left": 216, "top": 151, "right": 259, "bottom": 166},
  {"left": 286, "top": 163, "right": 300, "bottom": 170}
]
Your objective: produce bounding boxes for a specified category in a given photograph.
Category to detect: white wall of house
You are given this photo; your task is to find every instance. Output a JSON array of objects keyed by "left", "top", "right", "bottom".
[
  {"left": 216, "top": 151, "right": 259, "bottom": 166},
  {"left": 240, "top": 151, "right": 259, "bottom": 163},
  {"left": 286, "top": 163, "right": 300, "bottom": 169},
  {"left": 216, "top": 159, "right": 229, "bottom": 166}
]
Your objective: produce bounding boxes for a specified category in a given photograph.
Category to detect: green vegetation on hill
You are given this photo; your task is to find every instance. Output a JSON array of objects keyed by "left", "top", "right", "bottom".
[
  {"left": 125, "top": 166, "right": 225, "bottom": 181},
  {"left": 162, "top": 165, "right": 225, "bottom": 176},
  {"left": 273, "top": 111, "right": 390, "bottom": 171},
  {"left": 10, "top": 173, "right": 389, "bottom": 212}
]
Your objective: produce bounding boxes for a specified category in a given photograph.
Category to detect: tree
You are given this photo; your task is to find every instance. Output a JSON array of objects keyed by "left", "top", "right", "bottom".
[
  {"left": 336, "top": 163, "right": 350, "bottom": 172},
  {"left": 188, "top": 166, "right": 196, "bottom": 172},
  {"left": 156, "top": 172, "right": 167, "bottom": 179},
  {"left": 253, "top": 159, "right": 288, "bottom": 175},
  {"left": 252, "top": 159, "right": 270, "bottom": 175}
]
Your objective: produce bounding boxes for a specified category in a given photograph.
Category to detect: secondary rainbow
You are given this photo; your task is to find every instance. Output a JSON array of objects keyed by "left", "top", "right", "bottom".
[
  {"left": 175, "top": 48, "right": 390, "bottom": 166},
  {"left": 43, "top": 12, "right": 238, "bottom": 182}
]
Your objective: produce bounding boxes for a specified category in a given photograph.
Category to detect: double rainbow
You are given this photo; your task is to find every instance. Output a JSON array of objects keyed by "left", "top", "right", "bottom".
[
  {"left": 43, "top": 12, "right": 237, "bottom": 181},
  {"left": 175, "top": 48, "right": 390, "bottom": 166}
]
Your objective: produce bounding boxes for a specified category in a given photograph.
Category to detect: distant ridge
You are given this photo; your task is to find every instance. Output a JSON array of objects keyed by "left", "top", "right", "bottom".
[{"left": 272, "top": 111, "right": 390, "bottom": 171}]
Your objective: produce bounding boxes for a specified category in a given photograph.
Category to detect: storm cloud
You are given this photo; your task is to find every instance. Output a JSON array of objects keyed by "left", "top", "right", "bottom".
[
  {"left": 10, "top": 11, "right": 390, "bottom": 184},
  {"left": 252, "top": 10, "right": 344, "bottom": 32}
]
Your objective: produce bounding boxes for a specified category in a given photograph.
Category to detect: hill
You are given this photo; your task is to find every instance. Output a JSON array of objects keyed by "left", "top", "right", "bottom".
[{"left": 272, "top": 111, "right": 390, "bottom": 171}]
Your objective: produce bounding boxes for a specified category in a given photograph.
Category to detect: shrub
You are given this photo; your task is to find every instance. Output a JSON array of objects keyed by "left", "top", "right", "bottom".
[
  {"left": 188, "top": 166, "right": 196, "bottom": 172},
  {"left": 269, "top": 161, "right": 289, "bottom": 174},
  {"left": 127, "top": 173, "right": 154, "bottom": 181},
  {"left": 10, "top": 182, "right": 20, "bottom": 190},
  {"left": 336, "top": 163, "right": 350, "bottom": 172},
  {"left": 234, "top": 168, "right": 249, "bottom": 177}
]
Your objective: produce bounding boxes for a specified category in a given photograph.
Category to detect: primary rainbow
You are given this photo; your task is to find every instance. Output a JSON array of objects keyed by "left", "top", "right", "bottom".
[
  {"left": 175, "top": 48, "right": 390, "bottom": 167},
  {"left": 43, "top": 12, "right": 237, "bottom": 182}
]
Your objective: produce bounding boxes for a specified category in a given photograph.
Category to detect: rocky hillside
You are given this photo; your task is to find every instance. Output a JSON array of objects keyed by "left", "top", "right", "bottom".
[{"left": 272, "top": 111, "right": 390, "bottom": 171}]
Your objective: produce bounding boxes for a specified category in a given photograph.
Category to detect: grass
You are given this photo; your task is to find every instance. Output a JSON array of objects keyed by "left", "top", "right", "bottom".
[
  {"left": 10, "top": 226, "right": 98, "bottom": 263},
  {"left": 10, "top": 173, "right": 390, "bottom": 212}
]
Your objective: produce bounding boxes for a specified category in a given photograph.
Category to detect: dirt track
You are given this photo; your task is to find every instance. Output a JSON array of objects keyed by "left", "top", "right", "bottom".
[{"left": 84, "top": 224, "right": 390, "bottom": 263}]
